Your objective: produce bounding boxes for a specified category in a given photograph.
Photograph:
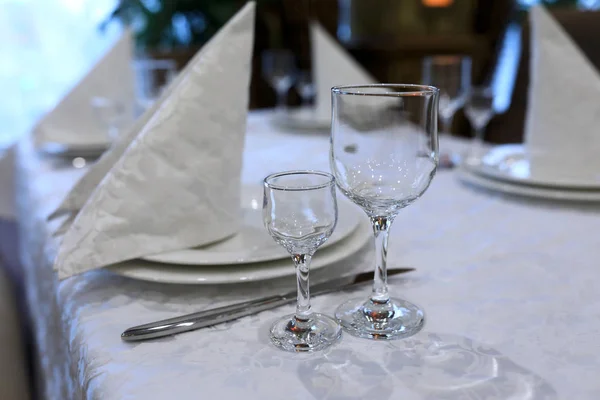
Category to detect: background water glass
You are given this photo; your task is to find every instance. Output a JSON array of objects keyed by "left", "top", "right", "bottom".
[{"left": 423, "top": 55, "right": 471, "bottom": 167}]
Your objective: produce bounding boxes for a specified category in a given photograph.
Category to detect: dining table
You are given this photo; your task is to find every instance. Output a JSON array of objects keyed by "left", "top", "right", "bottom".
[{"left": 15, "top": 109, "right": 600, "bottom": 399}]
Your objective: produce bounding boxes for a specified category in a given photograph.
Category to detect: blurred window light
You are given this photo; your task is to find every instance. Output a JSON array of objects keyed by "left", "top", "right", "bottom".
[
  {"left": 0, "top": 0, "right": 117, "bottom": 149},
  {"left": 578, "top": 0, "right": 600, "bottom": 9}
]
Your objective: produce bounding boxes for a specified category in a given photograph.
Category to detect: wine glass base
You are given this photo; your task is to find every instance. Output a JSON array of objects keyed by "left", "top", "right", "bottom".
[
  {"left": 335, "top": 297, "right": 425, "bottom": 340},
  {"left": 270, "top": 313, "right": 342, "bottom": 352}
]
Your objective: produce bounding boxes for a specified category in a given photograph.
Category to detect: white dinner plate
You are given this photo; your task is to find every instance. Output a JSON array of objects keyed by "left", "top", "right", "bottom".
[
  {"left": 108, "top": 216, "right": 372, "bottom": 284},
  {"left": 142, "top": 185, "right": 360, "bottom": 266},
  {"left": 466, "top": 144, "right": 600, "bottom": 190},
  {"left": 39, "top": 141, "right": 110, "bottom": 159},
  {"left": 271, "top": 107, "right": 330, "bottom": 131},
  {"left": 458, "top": 166, "right": 600, "bottom": 202}
]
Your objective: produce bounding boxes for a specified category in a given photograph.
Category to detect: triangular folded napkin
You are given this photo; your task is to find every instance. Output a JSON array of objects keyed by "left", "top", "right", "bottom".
[
  {"left": 53, "top": 2, "right": 256, "bottom": 279},
  {"left": 525, "top": 6, "right": 600, "bottom": 176},
  {"left": 310, "top": 22, "right": 377, "bottom": 122},
  {"left": 34, "top": 31, "right": 136, "bottom": 148}
]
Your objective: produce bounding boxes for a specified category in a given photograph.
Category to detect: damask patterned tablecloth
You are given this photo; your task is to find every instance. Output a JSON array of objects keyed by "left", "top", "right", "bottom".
[{"left": 16, "top": 111, "right": 600, "bottom": 399}]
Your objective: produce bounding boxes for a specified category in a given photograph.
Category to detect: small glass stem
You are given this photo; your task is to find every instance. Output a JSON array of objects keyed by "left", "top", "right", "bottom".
[
  {"left": 371, "top": 216, "right": 392, "bottom": 304},
  {"left": 441, "top": 115, "right": 453, "bottom": 136},
  {"left": 292, "top": 253, "right": 312, "bottom": 321},
  {"left": 276, "top": 90, "right": 287, "bottom": 111}
]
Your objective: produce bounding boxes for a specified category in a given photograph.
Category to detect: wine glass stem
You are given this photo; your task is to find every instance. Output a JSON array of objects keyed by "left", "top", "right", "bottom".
[
  {"left": 441, "top": 116, "right": 453, "bottom": 136},
  {"left": 371, "top": 216, "right": 392, "bottom": 304},
  {"left": 276, "top": 90, "right": 287, "bottom": 112},
  {"left": 292, "top": 253, "right": 312, "bottom": 321}
]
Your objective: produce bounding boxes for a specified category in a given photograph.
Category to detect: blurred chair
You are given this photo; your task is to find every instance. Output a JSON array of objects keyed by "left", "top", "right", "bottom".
[{"left": 486, "top": 9, "right": 600, "bottom": 143}]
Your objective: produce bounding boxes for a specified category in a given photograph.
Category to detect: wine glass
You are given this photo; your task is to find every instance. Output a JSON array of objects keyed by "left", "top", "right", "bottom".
[
  {"left": 422, "top": 55, "right": 471, "bottom": 167},
  {"left": 90, "top": 97, "right": 131, "bottom": 142},
  {"left": 464, "top": 86, "right": 495, "bottom": 165},
  {"left": 296, "top": 70, "right": 315, "bottom": 106},
  {"left": 330, "top": 84, "right": 439, "bottom": 340},
  {"left": 262, "top": 49, "right": 297, "bottom": 112},
  {"left": 263, "top": 171, "right": 342, "bottom": 352},
  {"left": 134, "top": 59, "right": 177, "bottom": 111}
]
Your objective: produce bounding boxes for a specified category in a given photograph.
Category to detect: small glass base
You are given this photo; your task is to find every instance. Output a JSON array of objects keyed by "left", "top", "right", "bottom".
[
  {"left": 335, "top": 297, "right": 425, "bottom": 340},
  {"left": 270, "top": 313, "right": 342, "bottom": 352}
]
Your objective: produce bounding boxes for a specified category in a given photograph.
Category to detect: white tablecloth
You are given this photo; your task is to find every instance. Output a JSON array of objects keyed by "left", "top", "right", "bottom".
[{"left": 17, "top": 111, "right": 600, "bottom": 399}]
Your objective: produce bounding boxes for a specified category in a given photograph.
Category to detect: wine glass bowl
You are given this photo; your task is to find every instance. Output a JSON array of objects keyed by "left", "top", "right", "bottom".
[
  {"left": 330, "top": 84, "right": 439, "bottom": 340},
  {"left": 262, "top": 49, "right": 297, "bottom": 111},
  {"left": 263, "top": 171, "right": 341, "bottom": 352}
]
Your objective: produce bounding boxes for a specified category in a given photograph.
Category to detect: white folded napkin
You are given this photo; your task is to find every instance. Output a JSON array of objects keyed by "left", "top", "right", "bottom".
[
  {"left": 34, "top": 30, "right": 136, "bottom": 148},
  {"left": 311, "top": 22, "right": 377, "bottom": 122},
  {"left": 525, "top": 6, "right": 600, "bottom": 177},
  {"left": 53, "top": 2, "right": 256, "bottom": 279},
  {"left": 0, "top": 146, "right": 15, "bottom": 220}
]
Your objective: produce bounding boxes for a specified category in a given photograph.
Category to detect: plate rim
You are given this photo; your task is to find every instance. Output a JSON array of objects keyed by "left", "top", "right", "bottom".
[
  {"left": 108, "top": 216, "right": 372, "bottom": 284},
  {"left": 458, "top": 165, "right": 600, "bottom": 202},
  {"left": 141, "top": 195, "right": 360, "bottom": 266},
  {"left": 468, "top": 144, "right": 600, "bottom": 190}
]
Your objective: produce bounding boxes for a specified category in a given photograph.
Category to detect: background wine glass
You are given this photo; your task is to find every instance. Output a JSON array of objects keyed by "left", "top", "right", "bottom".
[
  {"left": 262, "top": 49, "right": 297, "bottom": 112},
  {"left": 330, "top": 84, "right": 439, "bottom": 340},
  {"left": 263, "top": 170, "right": 341, "bottom": 352},
  {"left": 134, "top": 59, "right": 177, "bottom": 112},
  {"left": 464, "top": 86, "right": 495, "bottom": 164},
  {"left": 90, "top": 97, "right": 131, "bottom": 142},
  {"left": 422, "top": 55, "right": 471, "bottom": 167},
  {"left": 295, "top": 70, "right": 315, "bottom": 107}
]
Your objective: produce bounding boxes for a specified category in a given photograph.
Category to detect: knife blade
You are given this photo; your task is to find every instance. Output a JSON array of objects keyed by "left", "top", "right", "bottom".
[{"left": 121, "top": 267, "right": 414, "bottom": 342}]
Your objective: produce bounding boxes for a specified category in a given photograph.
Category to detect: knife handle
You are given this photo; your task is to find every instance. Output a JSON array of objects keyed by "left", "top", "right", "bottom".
[{"left": 121, "top": 294, "right": 293, "bottom": 341}]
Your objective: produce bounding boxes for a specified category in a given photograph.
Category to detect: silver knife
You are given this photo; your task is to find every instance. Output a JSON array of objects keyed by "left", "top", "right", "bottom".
[{"left": 121, "top": 268, "right": 414, "bottom": 342}]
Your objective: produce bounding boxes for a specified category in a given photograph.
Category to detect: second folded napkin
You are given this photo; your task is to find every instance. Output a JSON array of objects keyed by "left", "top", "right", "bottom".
[
  {"left": 311, "top": 22, "right": 377, "bottom": 122},
  {"left": 53, "top": 2, "right": 256, "bottom": 279},
  {"left": 525, "top": 6, "right": 600, "bottom": 177}
]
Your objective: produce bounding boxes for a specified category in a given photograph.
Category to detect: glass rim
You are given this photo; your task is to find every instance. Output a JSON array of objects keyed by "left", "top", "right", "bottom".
[
  {"left": 331, "top": 84, "right": 439, "bottom": 97},
  {"left": 264, "top": 170, "right": 335, "bottom": 192}
]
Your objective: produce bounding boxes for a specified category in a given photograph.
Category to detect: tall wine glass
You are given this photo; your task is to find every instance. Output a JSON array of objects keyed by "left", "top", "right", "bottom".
[
  {"left": 464, "top": 86, "right": 495, "bottom": 165},
  {"left": 263, "top": 171, "right": 342, "bottom": 352},
  {"left": 330, "top": 84, "right": 439, "bottom": 340},
  {"left": 262, "top": 49, "right": 297, "bottom": 112},
  {"left": 422, "top": 55, "right": 471, "bottom": 167}
]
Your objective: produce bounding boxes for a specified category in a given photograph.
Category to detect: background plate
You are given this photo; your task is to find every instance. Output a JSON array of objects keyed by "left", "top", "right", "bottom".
[{"left": 109, "top": 216, "right": 372, "bottom": 284}]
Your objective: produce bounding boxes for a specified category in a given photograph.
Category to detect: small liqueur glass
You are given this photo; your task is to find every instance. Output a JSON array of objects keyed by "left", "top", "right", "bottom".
[
  {"left": 263, "top": 170, "right": 342, "bottom": 352},
  {"left": 330, "top": 84, "right": 439, "bottom": 340}
]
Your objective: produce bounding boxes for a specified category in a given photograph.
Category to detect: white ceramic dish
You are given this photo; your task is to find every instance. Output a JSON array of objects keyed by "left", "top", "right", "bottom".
[
  {"left": 271, "top": 107, "right": 330, "bottom": 131},
  {"left": 467, "top": 144, "right": 600, "bottom": 190},
  {"left": 458, "top": 166, "right": 600, "bottom": 202},
  {"left": 142, "top": 185, "right": 360, "bottom": 266},
  {"left": 38, "top": 141, "right": 110, "bottom": 159},
  {"left": 108, "top": 216, "right": 372, "bottom": 284}
]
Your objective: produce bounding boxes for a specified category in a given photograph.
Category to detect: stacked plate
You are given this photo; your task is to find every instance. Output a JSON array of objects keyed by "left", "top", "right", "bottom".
[
  {"left": 108, "top": 185, "right": 371, "bottom": 284},
  {"left": 458, "top": 144, "right": 600, "bottom": 202}
]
